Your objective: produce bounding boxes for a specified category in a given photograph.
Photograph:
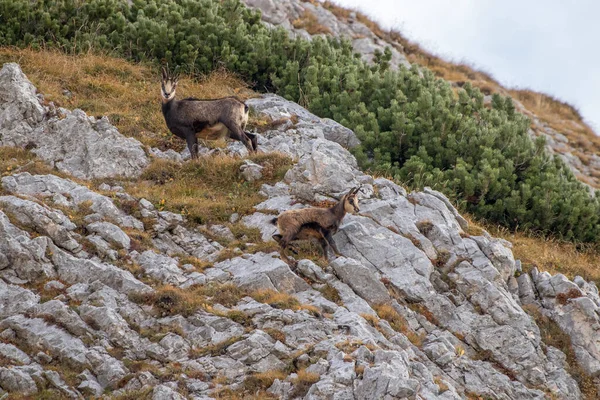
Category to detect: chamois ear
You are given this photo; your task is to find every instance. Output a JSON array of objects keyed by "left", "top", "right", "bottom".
[
  {"left": 161, "top": 66, "right": 168, "bottom": 81},
  {"left": 349, "top": 186, "right": 360, "bottom": 196}
]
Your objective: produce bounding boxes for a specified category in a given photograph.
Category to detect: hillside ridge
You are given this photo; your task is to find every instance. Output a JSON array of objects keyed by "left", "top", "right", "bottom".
[
  {"left": 1, "top": 58, "right": 599, "bottom": 398},
  {"left": 243, "top": 0, "right": 600, "bottom": 189}
]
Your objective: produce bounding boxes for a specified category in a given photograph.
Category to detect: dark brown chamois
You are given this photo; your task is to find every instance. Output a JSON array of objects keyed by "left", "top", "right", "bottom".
[
  {"left": 160, "top": 66, "right": 257, "bottom": 159},
  {"left": 271, "top": 187, "right": 361, "bottom": 265}
]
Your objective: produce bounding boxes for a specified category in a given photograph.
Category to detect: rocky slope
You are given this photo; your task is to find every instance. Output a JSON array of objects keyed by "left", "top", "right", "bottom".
[
  {"left": 242, "top": 0, "right": 600, "bottom": 191},
  {"left": 1, "top": 61, "right": 600, "bottom": 399}
]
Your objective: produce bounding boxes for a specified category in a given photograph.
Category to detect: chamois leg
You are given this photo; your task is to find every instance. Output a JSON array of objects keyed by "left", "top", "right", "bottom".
[
  {"left": 318, "top": 236, "right": 330, "bottom": 258},
  {"left": 222, "top": 119, "right": 254, "bottom": 153},
  {"left": 273, "top": 234, "right": 301, "bottom": 255},
  {"left": 245, "top": 131, "right": 258, "bottom": 152},
  {"left": 324, "top": 231, "right": 342, "bottom": 257},
  {"left": 277, "top": 233, "right": 300, "bottom": 269},
  {"left": 185, "top": 133, "right": 199, "bottom": 160}
]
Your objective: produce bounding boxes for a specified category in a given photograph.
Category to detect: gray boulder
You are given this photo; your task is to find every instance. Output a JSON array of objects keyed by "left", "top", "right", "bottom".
[
  {"left": 0, "top": 63, "right": 149, "bottom": 179},
  {"left": 0, "top": 280, "right": 40, "bottom": 319},
  {"left": 49, "top": 243, "right": 152, "bottom": 296},
  {"left": 2, "top": 172, "right": 144, "bottom": 229},
  {"left": 0, "top": 195, "right": 80, "bottom": 252},
  {"left": 0, "top": 63, "right": 45, "bottom": 147},
  {"left": 246, "top": 94, "right": 360, "bottom": 150},
  {"left": 0, "top": 210, "right": 55, "bottom": 282},
  {"left": 33, "top": 109, "right": 149, "bottom": 179},
  {"left": 334, "top": 215, "right": 434, "bottom": 302},
  {"left": 215, "top": 252, "right": 310, "bottom": 293},
  {"left": 0, "top": 366, "right": 38, "bottom": 395},
  {"left": 86, "top": 221, "right": 131, "bottom": 250},
  {"left": 330, "top": 257, "right": 390, "bottom": 305},
  {"left": 0, "top": 315, "right": 89, "bottom": 369}
]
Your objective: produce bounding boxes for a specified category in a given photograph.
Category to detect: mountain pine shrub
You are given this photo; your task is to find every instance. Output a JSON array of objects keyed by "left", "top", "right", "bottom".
[{"left": 1, "top": 0, "right": 599, "bottom": 241}]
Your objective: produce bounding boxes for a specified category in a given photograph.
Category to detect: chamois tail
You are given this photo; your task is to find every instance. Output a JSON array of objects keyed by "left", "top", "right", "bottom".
[{"left": 269, "top": 217, "right": 278, "bottom": 225}]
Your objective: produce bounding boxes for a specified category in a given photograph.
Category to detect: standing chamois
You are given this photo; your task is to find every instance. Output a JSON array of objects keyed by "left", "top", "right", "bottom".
[
  {"left": 271, "top": 187, "right": 361, "bottom": 265},
  {"left": 160, "top": 66, "right": 257, "bottom": 159}
]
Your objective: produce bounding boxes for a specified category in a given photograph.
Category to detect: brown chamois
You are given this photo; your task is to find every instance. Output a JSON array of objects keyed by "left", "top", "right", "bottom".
[
  {"left": 271, "top": 187, "right": 361, "bottom": 264},
  {"left": 160, "top": 66, "right": 257, "bottom": 159}
]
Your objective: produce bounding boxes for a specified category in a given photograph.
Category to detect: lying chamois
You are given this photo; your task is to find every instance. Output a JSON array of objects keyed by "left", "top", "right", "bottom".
[
  {"left": 271, "top": 187, "right": 361, "bottom": 265},
  {"left": 160, "top": 66, "right": 257, "bottom": 159}
]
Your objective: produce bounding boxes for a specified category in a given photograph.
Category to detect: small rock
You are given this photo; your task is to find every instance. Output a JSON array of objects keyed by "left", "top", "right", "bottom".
[
  {"left": 240, "top": 160, "right": 264, "bottom": 182},
  {"left": 44, "top": 280, "right": 66, "bottom": 291},
  {"left": 152, "top": 384, "right": 186, "bottom": 400},
  {"left": 86, "top": 221, "right": 131, "bottom": 250}
]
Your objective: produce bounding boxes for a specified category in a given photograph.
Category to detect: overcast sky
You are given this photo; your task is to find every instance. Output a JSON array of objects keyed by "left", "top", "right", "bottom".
[{"left": 332, "top": 0, "right": 600, "bottom": 132}]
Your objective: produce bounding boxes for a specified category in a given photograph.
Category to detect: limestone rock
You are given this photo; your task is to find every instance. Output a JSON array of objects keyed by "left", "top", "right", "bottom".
[
  {"left": 239, "top": 160, "right": 264, "bottom": 182},
  {"left": 2, "top": 172, "right": 144, "bottom": 229},
  {"left": 0, "top": 63, "right": 46, "bottom": 147},
  {"left": 215, "top": 252, "right": 310, "bottom": 293},
  {"left": 0, "top": 63, "right": 149, "bottom": 179},
  {"left": 0, "top": 210, "right": 55, "bottom": 282},
  {"left": 86, "top": 221, "right": 131, "bottom": 250},
  {"left": 0, "top": 195, "right": 80, "bottom": 252}
]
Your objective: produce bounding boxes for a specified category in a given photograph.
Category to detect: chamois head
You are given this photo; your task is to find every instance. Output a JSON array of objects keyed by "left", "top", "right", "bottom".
[
  {"left": 343, "top": 187, "right": 361, "bottom": 214},
  {"left": 161, "top": 66, "right": 179, "bottom": 103}
]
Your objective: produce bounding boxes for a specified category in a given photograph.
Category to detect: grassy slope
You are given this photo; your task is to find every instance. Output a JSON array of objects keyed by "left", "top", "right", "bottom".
[
  {"left": 1, "top": 47, "right": 599, "bottom": 285},
  {"left": 0, "top": 48, "right": 292, "bottom": 232}
]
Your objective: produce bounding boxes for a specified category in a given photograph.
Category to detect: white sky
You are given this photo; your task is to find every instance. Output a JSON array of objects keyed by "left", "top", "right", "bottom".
[{"left": 331, "top": 0, "right": 600, "bottom": 132}]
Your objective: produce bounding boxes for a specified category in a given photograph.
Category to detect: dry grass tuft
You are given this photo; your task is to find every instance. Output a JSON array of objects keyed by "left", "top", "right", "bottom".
[
  {"left": 408, "top": 303, "right": 439, "bottom": 326},
  {"left": 248, "top": 289, "right": 320, "bottom": 316},
  {"left": 433, "top": 376, "right": 449, "bottom": 394},
  {"left": 138, "top": 323, "right": 185, "bottom": 343},
  {"left": 264, "top": 328, "right": 287, "bottom": 344},
  {"left": 511, "top": 89, "right": 585, "bottom": 124},
  {"left": 0, "top": 47, "right": 254, "bottom": 151},
  {"left": 335, "top": 339, "right": 364, "bottom": 354},
  {"left": 502, "top": 232, "right": 600, "bottom": 285},
  {"left": 318, "top": 284, "right": 342, "bottom": 305},
  {"left": 127, "top": 152, "right": 293, "bottom": 225},
  {"left": 130, "top": 283, "right": 246, "bottom": 317},
  {"left": 290, "top": 368, "right": 320, "bottom": 398},
  {"left": 36, "top": 279, "right": 67, "bottom": 303},
  {"left": 249, "top": 289, "right": 301, "bottom": 310},
  {"left": 190, "top": 335, "right": 243, "bottom": 358},
  {"left": 293, "top": 10, "right": 332, "bottom": 35},
  {"left": 373, "top": 303, "right": 424, "bottom": 347},
  {"left": 373, "top": 304, "right": 406, "bottom": 332},
  {"left": 122, "top": 228, "right": 154, "bottom": 253},
  {"left": 243, "top": 370, "right": 288, "bottom": 394},
  {"left": 360, "top": 313, "right": 380, "bottom": 327},
  {"left": 0, "top": 147, "right": 59, "bottom": 183},
  {"left": 556, "top": 288, "right": 583, "bottom": 306},
  {"left": 177, "top": 255, "right": 212, "bottom": 272}
]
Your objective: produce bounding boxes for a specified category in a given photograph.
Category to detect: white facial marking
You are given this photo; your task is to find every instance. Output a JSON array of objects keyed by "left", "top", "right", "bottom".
[{"left": 161, "top": 80, "right": 176, "bottom": 101}]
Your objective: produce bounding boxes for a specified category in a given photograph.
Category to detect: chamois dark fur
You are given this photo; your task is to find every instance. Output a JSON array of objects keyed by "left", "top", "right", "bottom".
[
  {"left": 160, "top": 66, "right": 257, "bottom": 159},
  {"left": 271, "top": 187, "right": 361, "bottom": 264}
]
